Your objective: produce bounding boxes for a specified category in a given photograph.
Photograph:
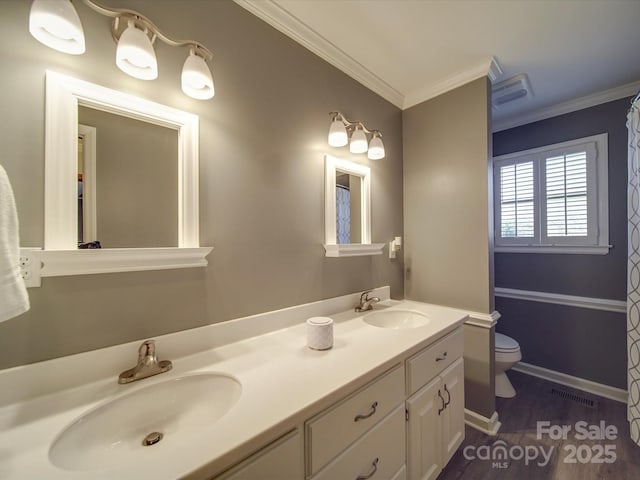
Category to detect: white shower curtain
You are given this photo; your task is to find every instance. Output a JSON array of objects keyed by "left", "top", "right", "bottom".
[{"left": 628, "top": 97, "right": 640, "bottom": 446}]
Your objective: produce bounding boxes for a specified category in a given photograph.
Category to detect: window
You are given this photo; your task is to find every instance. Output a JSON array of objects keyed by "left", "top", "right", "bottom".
[{"left": 493, "top": 133, "right": 609, "bottom": 254}]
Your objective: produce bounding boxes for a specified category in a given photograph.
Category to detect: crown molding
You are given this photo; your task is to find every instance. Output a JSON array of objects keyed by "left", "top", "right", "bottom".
[
  {"left": 234, "top": 0, "right": 405, "bottom": 108},
  {"left": 235, "top": 1, "right": 501, "bottom": 111},
  {"left": 403, "top": 56, "right": 500, "bottom": 109},
  {"left": 493, "top": 79, "right": 640, "bottom": 132}
]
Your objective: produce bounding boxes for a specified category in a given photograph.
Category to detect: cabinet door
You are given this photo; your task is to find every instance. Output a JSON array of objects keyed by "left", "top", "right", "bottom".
[
  {"left": 440, "top": 358, "right": 465, "bottom": 465},
  {"left": 406, "top": 376, "right": 443, "bottom": 480},
  {"left": 214, "top": 430, "right": 302, "bottom": 480}
]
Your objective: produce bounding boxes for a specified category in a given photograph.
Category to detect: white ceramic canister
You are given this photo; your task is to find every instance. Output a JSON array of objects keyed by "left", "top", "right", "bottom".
[{"left": 306, "top": 316, "right": 334, "bottom": 350}]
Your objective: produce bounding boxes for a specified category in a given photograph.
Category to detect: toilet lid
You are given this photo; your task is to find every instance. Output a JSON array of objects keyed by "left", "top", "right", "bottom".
[{"left": 496, "top": 333, "right": 520, "bottom": 352}]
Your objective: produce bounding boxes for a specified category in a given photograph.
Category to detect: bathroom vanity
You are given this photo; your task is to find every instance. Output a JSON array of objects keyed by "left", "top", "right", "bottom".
[
  {"left": 214, "top": 326, "right": 463, "bottom": 480},
  {"left": 0, "top": 287, "right": 467, "bottom": 479}
]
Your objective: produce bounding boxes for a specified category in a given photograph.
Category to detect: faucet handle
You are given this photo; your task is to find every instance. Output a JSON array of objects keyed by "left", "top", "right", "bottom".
[
  {"left": 119, "top": 339, "right": 171, "bottom": 384},
  {"left": 360, "top": 290, "right": 373, "bottom": 301},
  {"left": 138, "top": 339, "right": 156, "bottom": 359}
]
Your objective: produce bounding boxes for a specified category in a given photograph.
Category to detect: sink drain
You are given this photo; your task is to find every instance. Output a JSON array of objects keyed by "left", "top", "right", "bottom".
[{"left": 142, "top": 431, "right": 164, "bottom": 446}]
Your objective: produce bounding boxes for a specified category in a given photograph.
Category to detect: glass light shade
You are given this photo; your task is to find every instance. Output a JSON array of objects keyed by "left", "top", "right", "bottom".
[
  {"left": 328, "top": 119, "right": 348, "bottom": 147},
  {"left": 116, "top": 21, "right": 158, "bottom": 80},
  {"left": 29, "top": 0, "right": 85, "bottom": 55},
  {"left": 182, "top": 52, "right": 215, "bottom": 100},
  {"left": 367, "top": 134, "right": 385, "bottom": 160},
  {"left": 349, "top": 128, "right": 368, "bottom": 154}
]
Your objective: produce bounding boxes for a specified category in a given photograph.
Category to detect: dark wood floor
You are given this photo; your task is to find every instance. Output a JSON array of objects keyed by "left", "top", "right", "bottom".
[{"left": 439, "top": 371, "right": 640, "bottom": 480}]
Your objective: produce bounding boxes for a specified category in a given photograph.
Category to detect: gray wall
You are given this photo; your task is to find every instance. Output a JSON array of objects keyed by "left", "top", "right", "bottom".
[
  {"left": 0, "top": 0, "right": 404, "bottom": 369},
  {"left": 403, "top": 78, "right": 496, "bottom": 418},
  {"left": 403, "top": 78, "right": 494, "bottom": 314},
  {"left": 493, "top": 97, "right": 630, "bottom": 389},
  {"left": 79, "top": 106, "right": 179, "bottom": 248}
]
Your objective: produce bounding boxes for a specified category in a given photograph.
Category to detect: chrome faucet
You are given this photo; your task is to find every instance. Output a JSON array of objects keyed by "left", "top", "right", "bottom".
[
  {"left": 118, "top": 340, "right": 172, "bottom": 384},
  {"left": 355, "top": 290, "right": 380, "bottom": 312}
]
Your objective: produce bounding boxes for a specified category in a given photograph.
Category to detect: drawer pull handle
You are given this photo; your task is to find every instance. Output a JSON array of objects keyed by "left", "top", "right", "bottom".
[
  {"left": 356, "top": 457, "right": 379, "bottom": 480},
  {"left": 444, "top": 384, "right": 451, "bottom": 407},
  {"left": 354, "top": 401, "right": 379, "bottom": 422},
  {"left": 438, "top": 389, "right": 446, "bottom": 415},
  {"left": 436, "top": 352, "right": 448, "bottom": 362}
]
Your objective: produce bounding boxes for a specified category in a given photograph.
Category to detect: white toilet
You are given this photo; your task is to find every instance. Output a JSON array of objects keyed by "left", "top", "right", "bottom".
[{"left": 495, "top": 333, "right": 521, "bottom": 398}]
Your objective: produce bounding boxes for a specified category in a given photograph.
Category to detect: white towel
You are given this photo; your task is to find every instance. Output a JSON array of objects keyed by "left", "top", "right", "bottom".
[{"left": 0, "top": 164, "right": 29, "bottom": 322}]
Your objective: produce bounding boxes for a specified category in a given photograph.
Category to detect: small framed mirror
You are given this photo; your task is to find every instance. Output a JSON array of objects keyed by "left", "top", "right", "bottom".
[
  {"left": 40, "top": 71, "right": 212, "bottom": 276},
  {"left": 323, "top": 155, "right": 384, "bottom": 257}
]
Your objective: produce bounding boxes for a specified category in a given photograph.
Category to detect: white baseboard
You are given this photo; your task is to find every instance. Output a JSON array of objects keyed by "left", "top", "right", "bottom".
[
  {"left": 512, "top": 362, "right": 628, "bottom": 404},
  {"left": 465, "top": 409, "right": 501, "bottom": 436}
]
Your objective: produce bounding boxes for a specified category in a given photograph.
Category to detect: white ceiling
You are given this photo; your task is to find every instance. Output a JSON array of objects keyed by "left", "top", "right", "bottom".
[{"left": 236, "top": 0, "right": 640, "bottom": 130}]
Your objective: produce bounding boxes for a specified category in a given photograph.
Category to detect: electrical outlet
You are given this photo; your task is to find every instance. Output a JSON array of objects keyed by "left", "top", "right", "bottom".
[{"left": 18, "top": 249, "right": 41, "bottom": 288}]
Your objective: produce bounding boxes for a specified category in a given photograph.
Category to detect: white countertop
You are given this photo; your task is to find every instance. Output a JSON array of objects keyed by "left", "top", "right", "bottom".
[{"left": 0, "top": 294, "right": 467, "bottom": 479}]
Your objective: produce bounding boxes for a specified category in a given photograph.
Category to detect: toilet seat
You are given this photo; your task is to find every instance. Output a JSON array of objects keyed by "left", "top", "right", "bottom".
[{"left": 495, "top": 332, "right": 520, "bottom": 352}]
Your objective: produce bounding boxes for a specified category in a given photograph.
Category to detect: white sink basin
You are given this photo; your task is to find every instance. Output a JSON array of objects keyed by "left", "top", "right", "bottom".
[
  {"left": 363, "top": 309, "right": 430, "bottom": 329},
  {"left": 49, "top": 373, "right": 242, "bottom": 472}
]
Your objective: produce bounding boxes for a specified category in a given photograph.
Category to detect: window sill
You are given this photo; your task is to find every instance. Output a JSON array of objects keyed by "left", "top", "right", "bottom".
[
  {"left": 494, "top": 244, "right": 612, "bottom": 255},
  {"left": 323, "top": 243, "right": 385, "bottom": 257}
]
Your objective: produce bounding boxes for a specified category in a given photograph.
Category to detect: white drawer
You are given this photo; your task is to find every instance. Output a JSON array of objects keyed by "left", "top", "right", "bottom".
[
  {"left": 306, "top": 364, "right": 405, "bottom": 475},
  {"left": 406, "top": 328, "right": 463, "bottom": 395},
  {"left": 213, "top": 430, "right": 302, "bottom": 480},
  {"left": 311, "top": 406, "right": 406, "bottom": 480}
]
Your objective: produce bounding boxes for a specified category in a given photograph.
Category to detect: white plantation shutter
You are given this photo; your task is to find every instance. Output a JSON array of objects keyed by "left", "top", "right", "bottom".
[
  {"left": 545, "top": 152, "right": 588, "bottom": 237},
  {"left": 500, "top": 161, "right": 535, "bottom": 238},
  {"left": 493, "top": 133, "right": 608, "bottom": 253}
]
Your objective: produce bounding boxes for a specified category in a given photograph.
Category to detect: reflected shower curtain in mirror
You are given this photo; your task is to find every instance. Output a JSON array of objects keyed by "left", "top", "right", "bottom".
[
  {"left": 628, "top": 96, "right": 640, "bottom": 447},
  {"left": 336, "top": 185, "right": 351, "bottom": 244}
]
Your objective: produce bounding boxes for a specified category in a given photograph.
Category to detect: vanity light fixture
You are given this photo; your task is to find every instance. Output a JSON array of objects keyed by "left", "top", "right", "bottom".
[
  {"left": 181, "top": 47, "right": 215, "bottom": 100},
  {"left": 327, "top": 112, "right": 385, "bottom": 160},
  {"left": 29, "top": 0, "right": 86, "bottom": 55},
  {"left": 349, "top": 126, "right": 368, "bottom": 154},
  {"left": 115, "top": 18, "right": 157, "bottom": 80},
  {"left": 367, "top": 132, "right": 385, "bottom": 160},
  {"left": 27, "top": 0, "right": 216, "bottom": 100}
]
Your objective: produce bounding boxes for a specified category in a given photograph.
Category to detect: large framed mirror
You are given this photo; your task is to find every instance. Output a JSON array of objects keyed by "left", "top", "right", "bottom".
[
  {"left": 40, "top": 71, "right": 212, "bottom": 276},
  {"left": 323, "top": 155, "right": 384, "bottom": 257}
]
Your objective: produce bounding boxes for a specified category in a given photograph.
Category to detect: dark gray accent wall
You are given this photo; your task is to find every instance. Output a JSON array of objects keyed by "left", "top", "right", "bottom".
[
  {"left": 494, "top": 98, "right": 629, "bottom": 299},
  {"left": 496, "top": 298, "right": 627, "bottom": 388},
  {"left": 0, "top": 0, "right": 404, "bottom": 369},
  {"left": 493, "top": 97, "right": 630, "bottom": 389}
]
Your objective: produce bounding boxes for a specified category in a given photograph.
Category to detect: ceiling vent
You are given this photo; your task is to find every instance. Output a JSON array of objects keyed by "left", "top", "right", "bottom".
[{"left": 492, "top": 73, "right": 532, "bottom": 109}]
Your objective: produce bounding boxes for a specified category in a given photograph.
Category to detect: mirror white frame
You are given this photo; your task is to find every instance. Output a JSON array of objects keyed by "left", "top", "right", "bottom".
[
  {"left": 323, "top": 155, "right": 384, "bottom": 257},
  {"left": 40, "top": 70, "right": 212, "bottom": 276}
]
